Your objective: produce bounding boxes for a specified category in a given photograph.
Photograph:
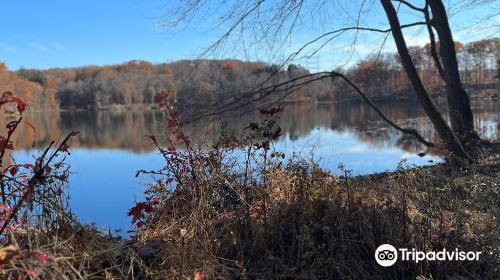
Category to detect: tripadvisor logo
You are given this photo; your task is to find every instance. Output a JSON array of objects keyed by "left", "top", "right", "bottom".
[
  {"left": 375, "top": 244, "right": 482, "bottom": 267},
  {"left": 375, "top": 244, "right": 398, "bottom": 267}
]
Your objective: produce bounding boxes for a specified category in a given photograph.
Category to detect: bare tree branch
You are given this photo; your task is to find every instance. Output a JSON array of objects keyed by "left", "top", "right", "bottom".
[
  {"left": 332, "top": 71, "right": 435, "bottom": 147},
  {"left": 392, "top": 0, "right": 425, "bottom": 12},
  {"left": 186, "top": 71, "right": 435, "bottom": 147},
  {"left": 200, "top": 0, "right": 266, "bottom": 57},
  {"left": 197, "top": 21, "right": 427, "bottom": 116},
  {"left": 424, "top": 1, "right": 445, "bottom": 79}
]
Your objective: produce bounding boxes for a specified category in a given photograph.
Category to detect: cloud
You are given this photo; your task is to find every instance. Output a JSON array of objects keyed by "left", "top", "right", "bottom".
[
  {"left": 403, "top": 35, "right": 430, "bottom": 47},
  {"left": 345, "top": 43, "right": 374, "bottom": 56},
  {"left": 28, "top": 42, "right": 67, "bottom": 53},
  {"left": 454, "top": 16, "right": 500, "bottom": 43},
  {"left": 29, "top": 42, "right": 50, "bottom": 52},
  {"left": 51, "top": 43, "right": 65, "bottom": 50},
  {"left": 0, "top": 42, "right": 17, "bottom": 52}
]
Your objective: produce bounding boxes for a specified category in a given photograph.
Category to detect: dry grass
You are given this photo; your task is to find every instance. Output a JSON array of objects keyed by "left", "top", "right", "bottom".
[
  {"left": 1, "top": 153, "right": 498, "bottom": 279},
  {"left": 127, "top": 152, "right": 500, "bottom": 279}
]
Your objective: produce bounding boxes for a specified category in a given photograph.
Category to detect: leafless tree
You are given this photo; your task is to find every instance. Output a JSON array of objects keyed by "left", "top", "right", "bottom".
[{"left": 158, "top": 0, "right": 499, "bottom": 161}]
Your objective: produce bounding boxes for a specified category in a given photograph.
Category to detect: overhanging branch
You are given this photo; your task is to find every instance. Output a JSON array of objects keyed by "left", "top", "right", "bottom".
[
  {"left": 198, "top": 21, "right": 428, "bottom": 115},
  {"left": 392, "top": 0, "right": 425, "bottom": 12},
  {"left": 332, "top": 72, "right": 435, "bottom": 147},
  {"left": 186, "top": 71, "right": 435, "bottom": 147}
]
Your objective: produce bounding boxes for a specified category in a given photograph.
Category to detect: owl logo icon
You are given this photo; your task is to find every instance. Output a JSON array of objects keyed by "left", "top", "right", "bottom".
[{"left": 375, "top": 244, "right": 398, "bottom": 267}]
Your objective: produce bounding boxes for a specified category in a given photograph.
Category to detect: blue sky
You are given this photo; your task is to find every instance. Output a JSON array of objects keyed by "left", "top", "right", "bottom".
[
  {"left": 0, "top": 0, "right": 218, "bottom": 69},
  {"left": 0, "top": 0, "right": 498, "bottom": 71}
]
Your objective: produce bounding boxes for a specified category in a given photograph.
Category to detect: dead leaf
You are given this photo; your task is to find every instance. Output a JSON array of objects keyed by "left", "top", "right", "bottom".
[{"left": 0, "top": 245, "right": 19, "bottom": 263}]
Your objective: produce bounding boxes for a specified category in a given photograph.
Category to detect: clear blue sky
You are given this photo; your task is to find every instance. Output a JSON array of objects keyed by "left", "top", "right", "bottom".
[
  {"left": 0, "top": 0, "right": 218, "bottom": 70},
  {"left": 1, "top": 0, "right": 497, "bottom": 70}
]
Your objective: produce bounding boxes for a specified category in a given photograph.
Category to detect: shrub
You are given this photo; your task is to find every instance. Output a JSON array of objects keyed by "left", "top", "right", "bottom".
[{"left": 130, "top": 93, "right": 499, "bottom": 279}]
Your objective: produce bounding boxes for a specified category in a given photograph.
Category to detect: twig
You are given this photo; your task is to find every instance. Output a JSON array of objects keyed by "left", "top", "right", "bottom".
[{"left": 0, "top": 131, "right": 78, "bottom": 236}]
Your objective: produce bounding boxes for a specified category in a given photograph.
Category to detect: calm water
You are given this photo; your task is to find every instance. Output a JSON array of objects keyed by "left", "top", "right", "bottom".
[{"left": 9, "top": 100, "right": 500, "bottom": 233}]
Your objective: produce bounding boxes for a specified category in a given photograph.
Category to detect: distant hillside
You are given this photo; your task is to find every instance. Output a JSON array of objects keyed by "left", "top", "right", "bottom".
[
  {"left": 4, "top": 59, "right": 328, "bottom": 112},
  {"left": 0, "top": 63, "right": 58, "bottom": 112},
  {"left": 1, "top": 38, "right": 498, "bottom": 113},
  {"left": 16, "top": 60, "right": 333, "bottom": 112}
]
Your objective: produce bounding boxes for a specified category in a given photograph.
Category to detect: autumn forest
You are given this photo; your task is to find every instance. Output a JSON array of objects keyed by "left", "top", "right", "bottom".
[{"left": 2, "top": 38, "right": 498, "bottom": 113}]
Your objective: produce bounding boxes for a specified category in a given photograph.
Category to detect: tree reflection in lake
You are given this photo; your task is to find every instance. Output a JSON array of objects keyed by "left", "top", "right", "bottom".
[{"left": 7, "top": 100, "right": 498, "bottom": 153}]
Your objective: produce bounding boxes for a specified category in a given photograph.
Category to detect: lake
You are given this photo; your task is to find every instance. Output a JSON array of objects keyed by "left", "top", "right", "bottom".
[{"left": 8, "top": 100, "right": 500, "bottom": 234}]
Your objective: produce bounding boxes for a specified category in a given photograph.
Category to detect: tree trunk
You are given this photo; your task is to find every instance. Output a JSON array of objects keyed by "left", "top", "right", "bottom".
[
  {"left": 427, "top": 0, "right": 481, "bottom": 145},
  {"left": 380, "top": 0, "right": 471, "bottom": 160}
]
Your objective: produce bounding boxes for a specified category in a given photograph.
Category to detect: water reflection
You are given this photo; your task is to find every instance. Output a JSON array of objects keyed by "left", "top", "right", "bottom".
[
  {"left": 6, "top": 100, "right": 500, "bottom": 233},
  {"left": 6, "top": 101, "right": 499, "bottom": 153}
]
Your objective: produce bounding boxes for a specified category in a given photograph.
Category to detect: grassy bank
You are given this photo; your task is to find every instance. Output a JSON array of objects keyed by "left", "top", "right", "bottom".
[
  {"left": 129, "top": 157, "right": 499, "bottom": 279},
  {"left": 1, "top": 152, "right": 498, "bottom": 279}
]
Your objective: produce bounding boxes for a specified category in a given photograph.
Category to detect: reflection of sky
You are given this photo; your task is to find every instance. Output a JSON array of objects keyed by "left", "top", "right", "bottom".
[
  {"left": 14, "top": 149, "right": 164, "bottom": 234},
  {"left": 275, "top": 127, "right": 442, "bottom": 175},
  {"left": 13, "top": 126, "right": 442, "bottom": 234},
  {"left": 476, "top": 120, "right": 500, "bottom": 140}
]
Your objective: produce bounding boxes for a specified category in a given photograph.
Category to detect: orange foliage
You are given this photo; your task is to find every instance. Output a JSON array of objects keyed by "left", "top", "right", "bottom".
[
  {"left": 222, "top": 60, "right": 238, "bottom": 72},
  {"left": 454, "top": 41, "right": 464, "bottom": 50},
  {"left": 0, "top": 63, "right": 42, "bottom": 110},
  {"left": 163, "top": 67, "right": 173, "bottom": 77},
  {"left": 200, "top": 82, "right": 216, "bottom": 93}
]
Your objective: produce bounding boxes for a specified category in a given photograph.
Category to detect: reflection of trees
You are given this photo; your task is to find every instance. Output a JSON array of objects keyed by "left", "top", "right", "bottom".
[
  {"left": 0, "top": 112, "right": 61, "bottom": 150},
  {"left": 1, "top": 100, "right": 498, "bottom": 155},
  {"left": 60, "top": 111, "right": 168, "bottom": 152}
]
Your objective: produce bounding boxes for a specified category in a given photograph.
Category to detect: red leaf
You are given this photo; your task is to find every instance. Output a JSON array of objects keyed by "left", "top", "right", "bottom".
[
  {"left": 149, "top": 197, "right": 161, "bottom": 205},
  {"left": 6, "top": 121, "right": 18, "bottom": 134},
  {"left": 23, "top": 164, "right": 33, "bottom": 169},
  {"left": 35, "top": 252, "right": 49, "bottom": 263},
  {"left": 25, "top": 269, "right": 37, "bottom": 277},
  {"left": 9, "top": 166, "right": 18, "bottom": 176},
  {"left": 154, "top": 92, "right": 169, "bottom": 103},
  {"left": 0, "top": 203, "right": 8, "bottom": 211},
  {"left": 17, "top": 103, "right": 26, "bottom": 114},
  {"left": 0, "top": 92, "right": 28, "bottom": 114},
  {"left": 1, "top": 91, "right": 13, "bottom": 99},
  {"left": 194, "top": 271, "right": 204, "bottom": 280},
  {"left": 58, "top": 174, "right": 68, "bottom": 182},
  {"left": 164, "top": 119, "right": 177, "bottom": 129},
  {"left": 127, "top": 202, "right": 153, "bottom": 224},
  {"left": 10, "top": 96, "right": 27, "bottom": 114}
]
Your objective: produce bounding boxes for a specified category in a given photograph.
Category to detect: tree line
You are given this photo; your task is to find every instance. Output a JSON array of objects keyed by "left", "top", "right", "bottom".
[
  {"left": 1, "top": 38, "right": 497, "bottom": 113},
  {"left": 0, "top": 63, "right": 58, "bottom": 112},
  {"left": 333, "top": 38, "right": 499, "bottom": 102}
]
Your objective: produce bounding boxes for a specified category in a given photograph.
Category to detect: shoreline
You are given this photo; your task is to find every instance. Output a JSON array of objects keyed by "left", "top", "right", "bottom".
[
  {"left": 3, "top": 148, "right": 498, "bottom": 279},
  {"left": 21, "top": 87, "right": 498, "bottom": 114}
]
